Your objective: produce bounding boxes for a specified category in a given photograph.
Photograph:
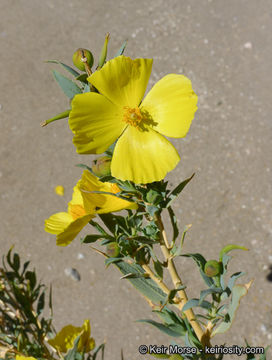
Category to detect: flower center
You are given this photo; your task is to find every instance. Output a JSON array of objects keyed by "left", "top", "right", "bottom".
[{"left": 123, "top": 106, "right": 143, "bottom": 129}]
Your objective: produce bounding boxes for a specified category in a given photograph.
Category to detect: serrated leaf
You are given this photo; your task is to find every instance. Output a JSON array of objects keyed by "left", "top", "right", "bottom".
[
  {"left": 52, "top": 70, "right": 82, "bottom": 99},
  {"left": 166, "top": 174, "right": 195, "bottom": 207},
  {"left": 115, "top": 39, "right": 127, "bottom": 57},
  {"left": 46, "top": 60, "right": 80, "bottom": 77},
  {"left": 219, "top": 244, "right": 248, "bottom": 262},
  {"left": 115, "top": 261, "right": 165, "bottom": 303},
  {"left": 137, "top": 319, "right": 184, "bottom": 337},
  {"left": 182, "top": 298, "right": 212, "bottom": 312},
  {"left": 211, "top": 281, "right": 252, "bottom": 336}
]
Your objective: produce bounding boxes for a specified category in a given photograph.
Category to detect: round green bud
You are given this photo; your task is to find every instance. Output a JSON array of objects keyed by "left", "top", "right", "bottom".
[
  {"left": 204, "top": 260, "right": 221, "bottom": 277},
  {"left": 92, "top": 156, "right": 111, "bottom": 177},
  {"left": 72, "top": 48, "right": 94, "bottom": 71},
  {"left": 106, "top": 242, "right": 120, "bottom": 258}
]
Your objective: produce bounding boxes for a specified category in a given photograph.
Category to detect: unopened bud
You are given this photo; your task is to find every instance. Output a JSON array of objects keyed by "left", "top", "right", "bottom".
[
  {"left": 73, "top": 48, "right": 94, "bottom": 71},
  {"left": 105, "top": 242, "right": 120, "bottom": 258},
  {"left": 92, "top": 156, "right": 111, "bottom": 177},
  {"left": 204, "top": 260, "right": 221, "bottom": 277}
]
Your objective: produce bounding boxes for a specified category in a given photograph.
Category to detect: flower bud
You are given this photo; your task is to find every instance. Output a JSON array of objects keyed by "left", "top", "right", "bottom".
[
  {"left": 204, "top": 260, "right": 221, "bottom": 277},
  {"left": 72, "top": 48, "right": 94, "bottom": 71},
  {"left": 92, "top": 156, "right": 111, "bottom": 177},
  {"left": 105, "top": 242, "right": 120, "bottom": 258}
]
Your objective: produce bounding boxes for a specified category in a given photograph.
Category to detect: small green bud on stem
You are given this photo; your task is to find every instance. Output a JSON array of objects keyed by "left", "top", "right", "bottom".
[
  {"left": 72, "top": 48, "right": 94, "bottom": 74},
  {"left": 106, "top": 242, "right": 120, "bottom": 258},
  {"left": 204, "top": 260, "right": 221, "bottom": 277}
]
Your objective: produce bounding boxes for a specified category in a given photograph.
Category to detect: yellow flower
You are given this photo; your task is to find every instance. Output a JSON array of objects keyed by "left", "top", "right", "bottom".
[
  {"left": 69, "top": 56, "right": 198, "bottom": 184},
  {"left": 15, "top": 357, "right": 37, "bottom": 360},
  {"left": 45, "top": 171, "right": 136, "bottom": 246},
  {"left": 48, "top": 319, "right": 95, "bottom": 353}
]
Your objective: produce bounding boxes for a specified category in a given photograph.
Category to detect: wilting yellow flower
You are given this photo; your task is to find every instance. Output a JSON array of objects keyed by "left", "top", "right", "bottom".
[
  {"left": 16, "top": 356, "right": 36, "bottom": 360},
  {"left": 48, "top": 319, "right": 95, "bottom": 353},
  {"left": 55, "top": 185, "right": 65, "bottom": 196},
  {"left": 45, "top": 171, "right": 136, "bottom": 246},
  {"left": 69, "top": 55, "right": 197, "bottom": 184}
]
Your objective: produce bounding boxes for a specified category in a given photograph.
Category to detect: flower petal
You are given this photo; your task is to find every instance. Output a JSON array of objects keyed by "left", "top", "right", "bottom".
[
  {"left": 141, "top": 74, "right": 198, "bottom": 138},
  {"left": 78, "top": 171, "right": 137, "bottom": 213},
  {"left": 111, "top": 126, "right": 180, "bottom": 184},
  {"left": 44, "top": 212, "right": 92, "bottom": 246},
  {"left": 69, "top": 92, "right": 125, "bottom": 154},
  {"left": 88, "top": 56, "right": 153, "bottom": 107}
]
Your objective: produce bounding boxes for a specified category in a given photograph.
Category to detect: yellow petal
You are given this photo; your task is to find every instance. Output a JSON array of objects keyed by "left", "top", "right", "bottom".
[
  {"left": 69, "top": 92, "right": 125, "bottom": 154},
  {"left": 111, "top": 126, "right": 180, "bottom": 184},
  {"left": 141, "top": 74, "right": 198, "bottom": 138},
  {"left": 55, "top": 185, "right": 64, "bottom": 196},
  {"left": 16, "top": 357, "right": 37, "bottom": 360},
  {"left": 88, "top": 56, "right": 153, "bottom": 108},
  {"left": 79, "top": 171, "right": 137, "bottom": 213},
  {"left": 44, "top": 212, "right": 93, "bottom": 246},
  {"left": 48, "top": 319, "right": 95, "bottom": 353}
]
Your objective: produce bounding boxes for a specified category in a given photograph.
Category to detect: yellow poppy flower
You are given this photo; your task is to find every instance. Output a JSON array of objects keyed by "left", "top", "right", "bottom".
[
  {"left": 69, "top": 56, "right": 198, "bottom": 184},
  {"left": 48, "top": 319, "right": 95, "bottom": 353},
  {"left": 45, "top": 171, "right": 136, "bottom": 246}
]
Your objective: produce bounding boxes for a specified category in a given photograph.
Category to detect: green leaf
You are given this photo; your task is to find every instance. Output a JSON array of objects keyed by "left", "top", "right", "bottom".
[
  {"left": 166, "top": 173, "right": 195, "bottom": 207},
  {"left": 92, "top": 343, "right": 105, "bottom": 360},
  {"left": 182, "top": 298, "right": 213, "bottom": 312},
  {"left": 98, "top": 33, "right": 110, "bottom": 69},
  {"left": 182, "top": 253, "right": 214, "bottom": 287},
  {"left": 42, "top": 109, "right": 70, "bottom": 127},
  {"left": 137, "top": 319, "right": 184, "bottom": 337},
  {"left": 153, "top": 260, "right": 164, "bottom": 279},
  {"left": 46, "top": 60, "right": 80, "bottom": 77},
  {"left": 13, "top": 253, "right": 20, "bottom": 272},
  {"left": 75, "top": 163, "right": 94, "bottom": 173},
  {"left": 115, "top": 39, "right": 127, "bottom": 57},
  {"left": 65, "top": 334, "right": 81, "bottom": 360},
  {"left": 219, "top": 244, "right": 248, "bottom": 262},
  {"left": 104, "top": 257, "right": 122, "bottom": 267},
  {"left": 227, "top": 272, "right": 246, "bottom": 291},
  {"left": 37, "top": 291, "right": 45, "bottom": 315},
  {"left": 167, "top": 206, "right": 179, "bottom": 243},
  {"left": 76, "top": 73, "right": 88, "bottom": 83},
  {"left": 114, "top": 260, "right": 166, "bottom": 303},
  {"left": 52, "top": 70, "right": 82, "bottom": 99},
  {"left": 81, "top": 234, "right": 103, "bottom": 244},
  {"left": 211, "top": 282, "right": 252, "bottom": 336},
  {"left": 199, "top": 287, "right": 222, "bottom": 304}
]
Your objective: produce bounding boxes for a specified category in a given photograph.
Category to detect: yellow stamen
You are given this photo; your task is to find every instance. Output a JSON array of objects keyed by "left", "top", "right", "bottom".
[{"left": 123, "top": 106, "right": 143, "bottom": 129}]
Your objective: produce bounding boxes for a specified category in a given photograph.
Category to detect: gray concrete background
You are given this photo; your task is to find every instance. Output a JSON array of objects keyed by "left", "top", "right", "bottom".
[{"left": 0, "top": 1, "right": 271, "bottom": 359}]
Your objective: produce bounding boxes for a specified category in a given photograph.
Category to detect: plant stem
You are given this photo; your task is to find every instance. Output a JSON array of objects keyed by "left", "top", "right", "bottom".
[{"left": 155, "top": 214, "right": 209, "bottom": 346}]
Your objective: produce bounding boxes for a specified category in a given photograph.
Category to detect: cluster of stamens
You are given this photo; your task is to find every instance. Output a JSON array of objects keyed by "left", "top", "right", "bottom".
[{"left": 123, "top": 106, "right": 143, "bottom": 130}]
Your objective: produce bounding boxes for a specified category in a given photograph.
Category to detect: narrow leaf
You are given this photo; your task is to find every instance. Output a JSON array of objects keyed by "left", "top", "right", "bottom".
[
  {"left": 81, "top": 234, "right": 103, "bottom": 244},
  {"left": 211, "top": 281, "right": 252, "bottom": 336},
  {"left": 46, "top": 60, "right": 80, "bottom": 77},
  {"left": 52, "top": 70, "right": 82, "bottom": 99},
  {"left": 219, "top": 244, "right": 248, "bottom": 262},
  {"left": 167, "top": 206, "right": 179, "bottom": 243},
  {"left": 182, "top": 298, "right": 212, "bottom": 312},
  {"left": 115, "top": 40, "right": 127, "bottom": 57},
  {"left": 137, "top": 319, "right": 184, "bottom": 337},
  {"left": 167, "top": 173, "right": 195, "bottom": 207},
  {"left": 41, "top": 109, "right": 70, "bottom": 127}
]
